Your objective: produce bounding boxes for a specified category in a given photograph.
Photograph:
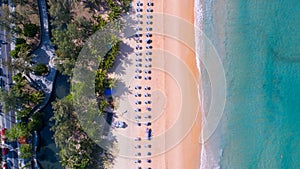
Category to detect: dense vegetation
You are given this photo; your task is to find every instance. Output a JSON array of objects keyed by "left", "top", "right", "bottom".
[
  {"left": 0, "top": 73, "right": 44, "bottom": 114},
  {"left": 0, "top": 73, "right": 44, "bottom": 160},
  {"left": 32, "top": 63, "right": 49, "bottom": 76},
  {"left": 19, "top": 144, "right": 33, "bottom": 159},
  {"left": 23, "top": 23, "right": 39, "bottom": 38},
  {"left": 48, "top": 0, "right": 131, "bottom": 168}
]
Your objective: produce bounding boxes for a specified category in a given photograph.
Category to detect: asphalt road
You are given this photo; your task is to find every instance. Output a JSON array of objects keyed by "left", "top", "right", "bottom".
[{"left": 0, "top": 0, "right": 19, "bottom": 168}]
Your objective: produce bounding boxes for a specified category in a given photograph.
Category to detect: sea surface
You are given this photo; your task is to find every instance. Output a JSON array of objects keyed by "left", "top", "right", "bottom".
[{"left": 196, "top": 0, "right": 300, "bottom": 168}]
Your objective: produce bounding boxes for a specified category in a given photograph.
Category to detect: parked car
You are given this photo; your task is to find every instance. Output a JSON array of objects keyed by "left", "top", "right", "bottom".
[
  {"left": 113, "top": 121, "right": 127, "bottom": 128},
  {"left": 2, "top": 148, "right": 8, "bottom": 155},
  {"left": 1, "top": 128, "right": 6, "bottom": 136}
]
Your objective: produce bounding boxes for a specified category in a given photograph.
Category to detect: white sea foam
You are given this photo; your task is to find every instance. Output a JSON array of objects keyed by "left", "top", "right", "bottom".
[
  {"left": 194, "top": 0, "right": 206, "bottom": 168},
  {"left": 194, "top": 0, "right": 222, "bottom": 168}
]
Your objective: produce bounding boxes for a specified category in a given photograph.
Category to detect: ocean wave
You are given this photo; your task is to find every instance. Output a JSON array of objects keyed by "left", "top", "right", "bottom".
[{"left": 194, "top": 0, "right": 222, "bottom": 168}]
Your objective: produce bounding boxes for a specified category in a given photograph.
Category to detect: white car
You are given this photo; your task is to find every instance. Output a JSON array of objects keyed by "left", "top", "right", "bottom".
[{"left": 113, "top": 121, "right": 126, "bottom": 128}]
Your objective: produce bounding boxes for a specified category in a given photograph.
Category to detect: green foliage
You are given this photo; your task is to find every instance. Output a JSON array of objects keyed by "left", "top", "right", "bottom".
[
  {"left": 15, "top": 38, "right": 26, "bottom": 45},
  {"left": 6, "top": 123, "right": 30, "bottom": 141},
  {"left": 10, "top": 50, "right": 18, "bottom": 58},
  {"left": 10, "top": 43, "right": 30, "bottom": 58},
  {"left": 0, "top": 89, "right": 18, "bottom": 113},
  {"left": 51, "top": 96, "right": 94, "bottom": 168},
  {"left": 23, "top": 23, "right": 39, "bottom": 37},
  {"left": 19, "top": 144, "right": 33, "bottom": 159},
  {"left": 32, "top": 63, "right": 48, "bottom": 76},
  {"left": 48, "top": 0, "right": 72, "bottom": 27},
  {"left": 28, "top": 112, "right": 44, "bottom": 132},
  {"left": 29, "top": 91, "right": 45, "bottom": 105},
  {"left": 16, "top": 108, "right": 31, "bottom": 121},
  {"left": 0, "top": 74, "right": 44, "bottom": 114},
  {"left": 48, "top": 0, "right": 130, "bottom": 168}
]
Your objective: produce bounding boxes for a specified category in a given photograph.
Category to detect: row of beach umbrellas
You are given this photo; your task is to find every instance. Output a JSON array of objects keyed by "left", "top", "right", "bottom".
[{"left": 134, "top": 1, "right": 154, "bottom": 168}]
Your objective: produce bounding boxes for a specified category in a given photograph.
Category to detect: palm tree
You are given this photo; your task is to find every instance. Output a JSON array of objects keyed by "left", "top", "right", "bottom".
[
  {"left": 29, "top": 91, "right": 44, "bottom": 105},
  {"left": 5, "top": 48, "right": 33, "bottom": 75}
]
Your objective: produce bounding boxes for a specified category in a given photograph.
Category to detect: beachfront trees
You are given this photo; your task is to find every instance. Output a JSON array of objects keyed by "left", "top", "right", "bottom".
[
  {"left": 7, "top": 46, "right": 33, "bottom": 74},
  {"left": 6, "top": 123, "right": 30, "bottom": 141},
  {"left": 48, "top": 0, "right": 72, "bottom": 27},
  {"left": 19, "top": 144, "right": 33, "bottom": 159},
  {"left": 23, "top": 23, "right": 39, "bottom": 37},
  {"left": 10, "top": 43, "right": 30, "bottom": 59},
  {"left": 0, "top": 73, "right": 44, "bottom": 113},
  {"left": 27, "top": 112, "right": 44, "bottom": 132},
  {"left": 48, "top": 0, "right": 132, "bottom": 168},
  {"left": 32, "top": 63, "right": 48, "bottom": 76},
  {"left": 0, "top": 89, "right": 18, "bottom": 113},
  {"left": 51, "top": 96, "right": 96, "bottom": 169}
]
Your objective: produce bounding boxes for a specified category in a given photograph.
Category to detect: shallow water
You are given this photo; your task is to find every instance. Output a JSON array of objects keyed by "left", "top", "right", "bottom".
[{"left": 199, "top": 0, "right": 300, "bottom": 168}]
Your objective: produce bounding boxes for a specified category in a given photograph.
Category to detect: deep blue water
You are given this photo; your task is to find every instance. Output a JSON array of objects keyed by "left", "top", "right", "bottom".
[{"left": 202, "top": 0, "right": 300, "bottom": 168}]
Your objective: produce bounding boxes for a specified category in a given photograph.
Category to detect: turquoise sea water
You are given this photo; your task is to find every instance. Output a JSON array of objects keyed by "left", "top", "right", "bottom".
[{"left": 200, "top": 0, "right": 300, "bottom": 168}]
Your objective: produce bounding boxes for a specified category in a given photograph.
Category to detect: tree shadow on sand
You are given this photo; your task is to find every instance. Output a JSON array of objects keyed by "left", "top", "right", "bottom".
[{"left": 110, "top": 41, "right": 134, "bottom": 76}]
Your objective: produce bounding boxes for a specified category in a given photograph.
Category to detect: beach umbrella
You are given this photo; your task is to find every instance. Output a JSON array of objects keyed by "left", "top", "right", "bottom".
[
  {"left": 135, "top": 101, "right": 142, "bottom": 105},
  {"left": 146, "top": 14, "right": 153, "bottom": 19},
  {"left": 135, "top": 52, "right": 142, "bottom": 56},
  {"left": 135, "top": 115, "right": 141, "bottom": 119},
  {"left": 146, "top": 21, "right": 153, "bottom": 25},
  {"left": 135, "top": 145, "right": 141, "bottom": 149},
  {"left": 146, "top": 39, "right": 152, "bottom": 44},
  {"left": 135, "top": 69, "right": 142, "bottom": 73},
  {"left": 145, "top": 101, "right": 151, "bottom": 104},
  {"left": 146, "top": 33, "right": 152, "bottom": 37},
  {"left": 135, "top": 152, "right": 141, "bottom": 156},
  {"left": 145, "top": 64, "right": 152, "bottom": 68},
  {"left": 136, "top": 63, "right": 142, "bottom": 67},
  {"left": 147, "top": 8, "right": 153, "bottom": 12},
  {"left": 137, "top": 1, "right": 143, "bottom": 6},
  {"left": 146, "top": 45, "right": 153, "bottom": 49},
  {"left": 145, "top": 144, "right": 152, "bottom": 148},
  {"left": 134, "top": 137, "right": 141, "bottom": 141},
  {"left": 147, "top": 2, "right": 154, "bottom": 6},
  {"left": 144, "top": 70, "right": 152, "bottom": 74},
  {"left": 135, "top": 33, "right": 142, "bottom": 37},
  {"left": 146, "top": 51, "right": 152, "bottom": 55},
  {"left": 144, "top": 122, "right": 151, "bottom": 126},
  {"left": 135, "top": 159, "right": 142, "bottom": 163},
  {"left": 146, "top": 27, "right": 152, "bottom": 31},
  {"left": 135, "top": 27, "right": 142, "bottom": 31},
  {"left": 135, "top": 85, "right": 142, "bottom": 89},
  {"left": 144, "top": 114, "right": 151, "bottom": 118},
  {"left": 145, "top": 76, "right": 151, "bottom": 80},
  {"left": 145, "top": 57, "right": 152, "bottom": 61},
  {"left": 134, "top": 93, "right": 142, "bottom": 97}
]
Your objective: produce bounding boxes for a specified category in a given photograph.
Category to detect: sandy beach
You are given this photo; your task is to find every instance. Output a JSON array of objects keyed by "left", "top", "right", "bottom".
[{"left": 111, "top": 0, "right": 202, "bottom": 168}]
